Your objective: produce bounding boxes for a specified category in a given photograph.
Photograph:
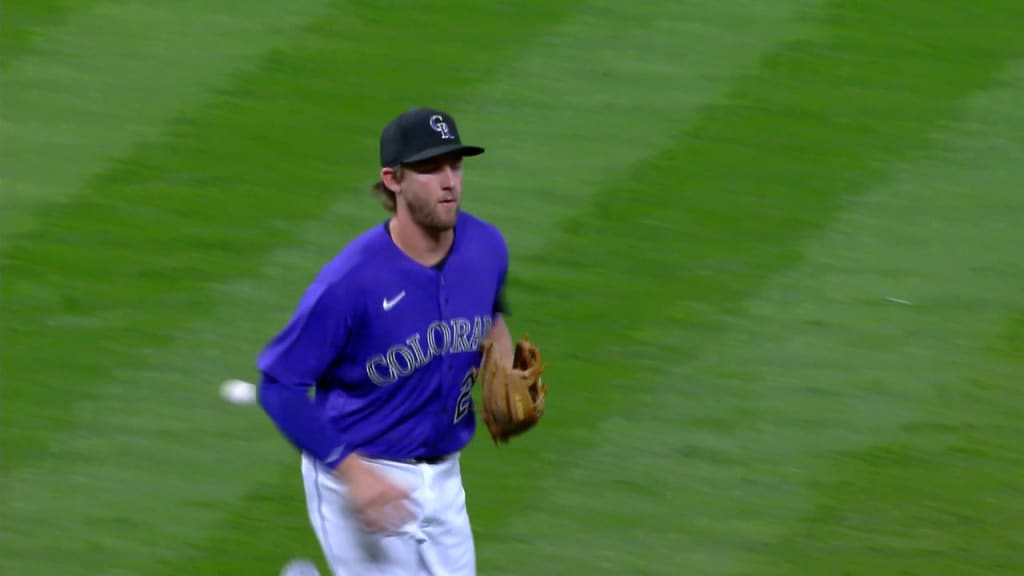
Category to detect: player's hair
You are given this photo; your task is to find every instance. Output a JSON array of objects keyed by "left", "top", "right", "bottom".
[{"left": 371, "top": 166, "right": 404, "bottom": 213}]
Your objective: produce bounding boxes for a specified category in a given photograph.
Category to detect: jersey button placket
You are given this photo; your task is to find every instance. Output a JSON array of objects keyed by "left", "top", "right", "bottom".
[
  {"left": 439, "top": 272, "right": 453, "bottom": 429},
  {"left": 441, "top": 274, "right": 452, "bottom": 378},
  {"left": 441, "top": 275, "right": 451, "bottom": 375}
]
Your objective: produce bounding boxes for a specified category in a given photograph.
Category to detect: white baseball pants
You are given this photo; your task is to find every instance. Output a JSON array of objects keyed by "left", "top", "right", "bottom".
[{"left": 300, "top": 452, "right": 476, "bottom": 576}]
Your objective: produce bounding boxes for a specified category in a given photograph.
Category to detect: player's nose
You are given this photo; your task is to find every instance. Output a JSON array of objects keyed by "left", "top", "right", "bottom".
[{"left": 438, "top": 165, "right": 454, "bottom": 190}]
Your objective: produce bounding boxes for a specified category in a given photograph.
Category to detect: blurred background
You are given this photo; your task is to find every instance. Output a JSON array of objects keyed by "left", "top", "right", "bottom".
[{"left": 2, "top": 1, "right": 1023, "bottom": 574}]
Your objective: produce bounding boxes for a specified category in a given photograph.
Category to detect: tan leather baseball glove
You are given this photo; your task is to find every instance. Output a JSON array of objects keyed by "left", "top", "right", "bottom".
[{"left": 474, "top": 335, "right": 547, "bottom": 444}]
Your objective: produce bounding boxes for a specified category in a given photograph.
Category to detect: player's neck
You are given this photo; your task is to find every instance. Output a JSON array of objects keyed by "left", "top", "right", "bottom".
[{"left": 388, "top": 215, "right": 453, "bottom": 268}]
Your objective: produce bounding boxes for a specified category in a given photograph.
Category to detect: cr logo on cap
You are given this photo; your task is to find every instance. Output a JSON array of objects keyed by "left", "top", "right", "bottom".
[{"left": 429, "top": 114, "right": 454, "bottom": 140}]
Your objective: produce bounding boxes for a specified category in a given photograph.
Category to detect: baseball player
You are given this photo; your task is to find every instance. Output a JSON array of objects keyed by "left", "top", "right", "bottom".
[{"left": 257, "top": 107, "right": 514, "bottom": 576}]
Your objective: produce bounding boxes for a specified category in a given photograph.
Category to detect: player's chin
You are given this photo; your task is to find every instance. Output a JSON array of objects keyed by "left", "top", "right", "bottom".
[
  {"left": 435, "top": 216, "right": 458, "bottom": 231},
  {"left": 436, "top": 202, "right": 459, "bottom": 223}
]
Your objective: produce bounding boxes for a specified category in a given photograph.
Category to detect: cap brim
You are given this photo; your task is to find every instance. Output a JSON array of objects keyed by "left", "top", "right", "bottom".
[{"left": 400, "top": 144, "right": 485, "bottom": 165}]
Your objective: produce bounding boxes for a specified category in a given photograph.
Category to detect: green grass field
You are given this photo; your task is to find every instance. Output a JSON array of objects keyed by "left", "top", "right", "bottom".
[{"left": 3, "top": 1, "right": 1024, "bottom": 574}]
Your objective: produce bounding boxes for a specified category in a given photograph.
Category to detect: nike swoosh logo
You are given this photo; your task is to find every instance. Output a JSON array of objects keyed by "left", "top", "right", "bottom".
[{"left": 382, "top": 291, "right": 406, "bottom": 311}]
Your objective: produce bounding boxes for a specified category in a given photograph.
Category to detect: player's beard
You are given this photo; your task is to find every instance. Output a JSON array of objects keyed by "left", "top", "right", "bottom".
[{"left": 404, "top": 191, "right": 459, "bottom": 234}]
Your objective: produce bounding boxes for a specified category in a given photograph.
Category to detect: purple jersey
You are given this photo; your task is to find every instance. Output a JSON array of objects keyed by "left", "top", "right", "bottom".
[{"left": 257, "top": 211, "right": 508, "bottom": 468}]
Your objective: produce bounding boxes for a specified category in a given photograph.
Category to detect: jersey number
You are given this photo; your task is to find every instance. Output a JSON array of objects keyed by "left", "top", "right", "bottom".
[{"left": 453, "top": 369, "right": 475, "bottom": 423}]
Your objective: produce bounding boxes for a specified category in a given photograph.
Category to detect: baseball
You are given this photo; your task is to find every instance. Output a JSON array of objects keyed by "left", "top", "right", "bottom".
[{"left": 220, "top": 379, "right": 257, "bottom": 405}]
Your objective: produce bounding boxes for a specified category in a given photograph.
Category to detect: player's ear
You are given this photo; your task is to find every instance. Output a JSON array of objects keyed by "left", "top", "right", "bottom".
[{"left": 380, "top": 166, "right": 403, "bottom": 194}]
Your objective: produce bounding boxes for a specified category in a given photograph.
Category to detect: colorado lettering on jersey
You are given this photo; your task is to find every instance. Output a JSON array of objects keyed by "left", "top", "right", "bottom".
[{"left": 365, "top": 315, "right": 493, "bottom": 386}]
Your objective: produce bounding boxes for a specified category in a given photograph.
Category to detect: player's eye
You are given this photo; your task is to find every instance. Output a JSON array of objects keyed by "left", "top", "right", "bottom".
[
  {"left": 408, "top": 156, "right": 461, "bottom": 175},
  {"left": 441, "top": 159, "right": 462, "bottom": 173}
]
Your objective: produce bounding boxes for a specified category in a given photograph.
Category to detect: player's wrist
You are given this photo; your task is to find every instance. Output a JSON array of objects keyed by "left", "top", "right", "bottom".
[{"left": 332, "top": 452, "right": 366, "bottom": 481}]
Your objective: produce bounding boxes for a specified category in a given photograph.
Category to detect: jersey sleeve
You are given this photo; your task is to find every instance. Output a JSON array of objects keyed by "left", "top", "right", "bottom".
[
  {"left": 494, "top": 285, "right": 509, "bottom": 315},
  {"left": 492, "top": 229, "right": 511, "bottom": 317},
  {"left": 256, "top": 279, "right": 358, "bottom": 468},
  {"left": 258, "top": 280, "right": 354, "bottom": 385}
]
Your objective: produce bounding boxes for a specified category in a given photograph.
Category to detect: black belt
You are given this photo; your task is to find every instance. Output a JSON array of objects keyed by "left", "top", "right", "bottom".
[{"left": 405, "top": 454, "right": 450, "bottom": 465}]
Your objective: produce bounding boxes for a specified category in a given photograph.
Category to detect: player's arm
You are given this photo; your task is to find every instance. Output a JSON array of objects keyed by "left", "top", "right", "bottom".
[
  {"left": 485, "top": 229, "right": 515, "bottom": 365},
  {"left": 257, "top": 280, "right": 354, "bottom": 470},
  {"left": 259, "top": 279, "right": 413, "bottom": 531},
  {"left": 488, "top": 274, "right": 514, "bottom": 365},
  {"left": 487, "top": 313, "right": 514, "bottom": 367}
]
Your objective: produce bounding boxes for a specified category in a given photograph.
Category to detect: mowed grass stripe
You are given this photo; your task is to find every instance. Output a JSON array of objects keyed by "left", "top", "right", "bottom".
[
  {"left": 458, "top": 2, "right": 1023, "bottom": 574},
  {"left": 484, "top": 68, "right": 1024, "bottom": 576},
  {"left": 447, "top": 0, "right": 827, "bottom": 255},
  {"left": 742, "top": 59, "right": 1024, "bottom": 575},
  {"left": 150, "top": 1, "right": 833, "bottom": 573},
  {"left": 0, "top": 0, "right": 332, "bottom": 242},
  {"left": 0, "top": 0, "right": 95, "bottom": 66},
  {"left": 0, "top": 3, "right": 593, "bottom": 574}
]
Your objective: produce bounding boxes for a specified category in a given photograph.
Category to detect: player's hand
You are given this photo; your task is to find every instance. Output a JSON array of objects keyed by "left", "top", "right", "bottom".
[{"left": 333, "top": 453, "right": 413, "bottom": 533}]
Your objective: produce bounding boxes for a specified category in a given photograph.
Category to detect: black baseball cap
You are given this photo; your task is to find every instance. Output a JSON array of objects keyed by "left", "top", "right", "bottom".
[{"left": 379, "top": 107, "right": 485, "bottom": 167}]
